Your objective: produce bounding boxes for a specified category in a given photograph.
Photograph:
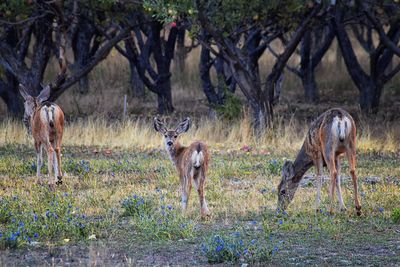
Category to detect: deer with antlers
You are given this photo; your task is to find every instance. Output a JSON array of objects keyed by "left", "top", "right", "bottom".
[
  {"left": 154, "top": 117, "right": 211, "bottom": 218},
  {"left": 277, "top": 108, "right": 361, "bottom": 216},
  {"left": 19, "top": 29, "right": 67, "bottom": 189}
]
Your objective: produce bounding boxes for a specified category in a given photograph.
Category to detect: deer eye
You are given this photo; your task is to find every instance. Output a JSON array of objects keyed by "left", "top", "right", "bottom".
[
  {"left": 164, "top": 135, "right": 168, "bottom": 138},
  {"left": 174, "top": 135, "right": 177, "bottom": 138}
]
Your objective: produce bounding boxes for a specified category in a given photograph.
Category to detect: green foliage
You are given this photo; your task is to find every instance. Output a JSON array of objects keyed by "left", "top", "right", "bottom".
[
  {"left": 392, "top": 208, "right": 400, "bottom": 224},
  {"left": 121, "top": 190, "right": 196, "bottom": 240},
  {"left": 0, "top": 192, "right": 95, "bottom": 249},
  {"left": 266, "top": 159, "right": 282, "bottom": 175},
  {"left": 201, "top": 230, "right": 272, "bottom": 264},
  {"left": 215, "top": 91, "right": 242, "bottom": 121},
  {"left": 0, "top": 1, "right": 32, "bottom": 20}
]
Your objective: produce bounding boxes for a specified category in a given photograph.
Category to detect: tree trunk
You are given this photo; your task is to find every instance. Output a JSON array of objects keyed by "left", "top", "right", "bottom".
[
  {"left": 359, "top": 82, "right": 382, "bottom": 114},
  {"left": 300, "top": 30, "right": 319, "bottom": 103},
  {"left": 175, "top": 27, "right": 186, "bottom": 73},
  {"left": 129, "top": 64, "right": 145, "bottom": 98},
  {"left": 72, "top": 19, "right": 96, "bottom": 94},
  {"left": 156, "top": 79, "right": 174, "bottom": 114},
  {"left": 0, "top": 77, "right": 23, "bottom": 116},
  {"left": 301, "top": 70, "right": 318, "bottom": 103}
]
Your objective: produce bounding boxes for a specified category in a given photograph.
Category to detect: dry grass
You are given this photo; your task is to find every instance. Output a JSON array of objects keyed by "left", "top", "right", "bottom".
[{"left": 1, "top": 113, "right": 398, "bottom": 155}]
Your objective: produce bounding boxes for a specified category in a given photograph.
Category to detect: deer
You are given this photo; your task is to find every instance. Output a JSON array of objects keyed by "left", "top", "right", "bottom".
[
  {"left": 19, "top": 28, "right": 66, "bottom": 189},
  {"left": 154, "top": 117, "right": 211, "bottom": 218},
  {"left": 277, "top": 108, "right": 361, "bottom": 216}
]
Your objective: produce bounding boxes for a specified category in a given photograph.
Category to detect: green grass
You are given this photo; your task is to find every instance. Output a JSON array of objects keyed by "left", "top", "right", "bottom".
[{"left": 0, "top": 142, "right": 399, "bottom": 265}]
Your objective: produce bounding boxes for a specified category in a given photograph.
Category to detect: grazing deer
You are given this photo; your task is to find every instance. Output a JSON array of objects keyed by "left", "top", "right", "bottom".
[
  {"left": 277, "top": 108, "right": 361, "bottom": 216},
  {"left": 154, "top": 117, "right": 211, "bottom": 218}
]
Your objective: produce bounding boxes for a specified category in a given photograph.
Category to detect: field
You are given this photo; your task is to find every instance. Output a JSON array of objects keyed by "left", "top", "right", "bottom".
[
  {"left": 0, "top": 115, "right": 399, "bottom": 266},
  {"left": 1, "top": 37, "right": 400, "bottom": 266}
]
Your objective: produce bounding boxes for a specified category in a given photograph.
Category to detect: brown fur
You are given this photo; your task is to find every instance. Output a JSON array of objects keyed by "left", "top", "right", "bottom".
[
  {"left": 19, "top": 85, "right": 65, "bottom": 188},
  {"left": 154, "top": 117, "right": 211, "bottom": 218},
  {"left": 277, "top": 108, "right": 361, "bottom": 216}
]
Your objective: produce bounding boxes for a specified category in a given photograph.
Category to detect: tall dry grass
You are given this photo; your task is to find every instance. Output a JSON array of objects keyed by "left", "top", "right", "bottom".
[{"left": 1, "top": 113, "right": 398, "bottom": 154}]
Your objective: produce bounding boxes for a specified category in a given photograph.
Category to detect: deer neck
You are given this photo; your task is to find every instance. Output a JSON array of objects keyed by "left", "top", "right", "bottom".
[
  {"left": 292, "top": 143, "right": 314, "bottom": 183},
  {"left": 166, "top": 141, "right": 185, "bottom": 165}
]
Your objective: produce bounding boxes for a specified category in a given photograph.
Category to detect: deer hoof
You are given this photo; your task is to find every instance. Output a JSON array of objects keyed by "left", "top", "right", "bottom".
[
  {"left": 56, "top": 177, "right": 62, "bottom": 185},
  {"left": 356, "top": 206, "right": 362, "bottom": 216}
]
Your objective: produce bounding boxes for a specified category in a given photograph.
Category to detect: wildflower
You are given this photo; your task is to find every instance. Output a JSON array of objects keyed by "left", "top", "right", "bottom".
[
  {"left": 34, "top": 233, "right": 39, "bottom": 238},
  {"left": 64, "top": 238, "right": 70, "bottom": 243},
  {"left": 45, "top": 210, "right": 51, "bottom": 218},
  {"left": 33, "top": 214, "right": 38, "bottom": 221},
  {"left": 216, "top": 244, "right": 224, "bottom": 252},
  {"left": 111, "top": 172, "right": 115, "bottom": 177},
  {"left": 250, "top": 220, "right": 257, "bottom": 225},
  {"left": 13, "top": 196, "right": 18, "bottom": 201},
  {"left": 378, "top": 207, "right": 384, "bottom": 213},
  {"left": 278, "top": 219, "right": 283, "bottom": 225},
  {"left": 88, "top": 234, "right": 96, "bottom": 240},
  {"left": 19, "top": 222, "right": 25, "bottom": 228},
  {"left": 167, "top": 205, "right": 173, "bottom": 210},
  {"left": 63, "top": 193, "right": 69, "bottom": 197}
]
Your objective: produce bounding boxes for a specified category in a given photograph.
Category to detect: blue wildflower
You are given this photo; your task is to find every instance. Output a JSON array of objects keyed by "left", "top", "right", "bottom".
[
  {"left": 34, "top": 233, "right": 39, "bottom": 238},
  {"left": 378, "top": 207, "right": 384, "bottom": 213},
  {"left": 278, "top": 219, "right": 283, "bottom": 225},
  {"left": 45, "top": 210, "right": 51, "bottom": 218},
  {"left": 216, "top": 245, "right": 224, "bottom": 252}
]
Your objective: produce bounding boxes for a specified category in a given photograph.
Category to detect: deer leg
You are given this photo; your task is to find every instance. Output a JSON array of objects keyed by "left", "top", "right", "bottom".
[
  {"left": 35, "top": 142, "right": 42, "bottom": 177},
  {"left": 54, "top": 143, "right": 62, "bottom": 185},
  {"left": 325, "top": 152, "right": 337, "bottom": 215},
  {"left": 335, "top": 157, "right": 347, "bottom": 211},
  {"left": 347, "top": 149, "right": 361, "bottom": 216},
  {"left": 46, "top": 143, "right": 56, "bottom": 189},
  {"left": 314, "top": 153, "right": 324, "bottom": 211},
  {"left": 198, "top": 170, "right": 210, "bottom": 218},
  {"left": 181, "top": 174, "right": 192, "bottom": 212}
]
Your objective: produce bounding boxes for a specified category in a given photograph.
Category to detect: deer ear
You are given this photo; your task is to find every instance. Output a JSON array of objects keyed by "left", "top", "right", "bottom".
[
  {"left": 176, "top": 117, "right": 191, "bottom": 134},
  {"left": 37, "top": 85, "right": 51, "bottom": 103},
  {"left": 154, "top": 117, "right": 167, "bottom": 134},
  {"left": 282, "top": 160, "right": 294, "bottom": 181},
  {"left": 19, "top": 84, "right": 32, "bottom": 101}
]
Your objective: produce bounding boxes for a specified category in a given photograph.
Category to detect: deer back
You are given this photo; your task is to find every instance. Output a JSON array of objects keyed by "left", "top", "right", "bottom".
[{"left": 32, "top": 102, "right": 64, "bottom": 143}]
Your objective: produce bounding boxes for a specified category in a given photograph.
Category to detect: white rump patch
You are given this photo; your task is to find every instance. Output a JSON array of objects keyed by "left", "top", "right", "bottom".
[
  {"left": 39, "top": 105, "right": 56, "bottom": 127},
  {"left": 191, "top": 150, "right": 204, "bottom": 168},
  {"left": 331, "top": 116, "right": 352, "bottom": 141}
]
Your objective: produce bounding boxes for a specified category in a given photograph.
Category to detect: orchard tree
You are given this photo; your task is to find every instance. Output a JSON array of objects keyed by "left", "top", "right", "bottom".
[
  {"left": 144, "top": 0, "right": 325, "bottom": 131},
  {"left": 332, "top": 1, "right": 400, "bottom": 113},
  {"left": 0, "top": 0, "right": 134, "bottom": 116}
]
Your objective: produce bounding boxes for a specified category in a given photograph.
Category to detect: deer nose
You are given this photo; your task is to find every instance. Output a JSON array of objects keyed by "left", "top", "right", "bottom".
[{"left": 167, "top": 141, "right": 173, "bottom": 146}]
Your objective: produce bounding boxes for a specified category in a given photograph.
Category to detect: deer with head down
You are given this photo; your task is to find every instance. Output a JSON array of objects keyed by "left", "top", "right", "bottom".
[
  {"left": 277, "top": 108, "right": 361, "bottom": 216},
  {"left": 154, "top": 117, "right": 211, "bottom": 218}
]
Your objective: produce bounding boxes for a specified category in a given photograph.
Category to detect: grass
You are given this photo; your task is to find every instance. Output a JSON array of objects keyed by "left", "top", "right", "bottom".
[{"left": 0, "top": 118, "right": 399, "bottom": 265}]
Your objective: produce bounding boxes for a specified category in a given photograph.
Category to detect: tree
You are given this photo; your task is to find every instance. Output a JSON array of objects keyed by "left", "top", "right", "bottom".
[
  {"left": 0, "top": 1, "right": 134, "bottom": 116},
  {"left": 194, "top": 0, "right": 322, "bottom": 132},
  {"left": 332, "top": 1, "right": 400, "bottom": 113},
  {"left": 117, "top": 11, "right": 178, "bottom": 114}
]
